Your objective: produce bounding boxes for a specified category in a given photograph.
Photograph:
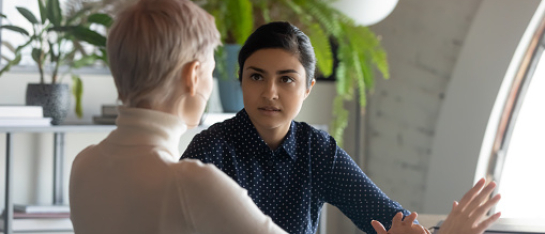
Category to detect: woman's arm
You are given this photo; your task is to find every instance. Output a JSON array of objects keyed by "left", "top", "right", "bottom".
[
  {"left": 178, "top": 160, "right": 287, "bottom": 234},
  {"left": 322, "top": 145, "right": 415, "bottom": 233}
]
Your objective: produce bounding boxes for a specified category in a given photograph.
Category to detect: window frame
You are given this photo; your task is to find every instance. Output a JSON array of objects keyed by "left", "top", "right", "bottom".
[{"left": 486, "top": 16, "right": 545, "bottom": 204}]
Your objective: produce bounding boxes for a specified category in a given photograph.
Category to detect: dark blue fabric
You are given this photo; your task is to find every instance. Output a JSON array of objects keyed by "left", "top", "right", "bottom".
[{"left": 181, "top": 109, "right": 412, "bottom": 234}]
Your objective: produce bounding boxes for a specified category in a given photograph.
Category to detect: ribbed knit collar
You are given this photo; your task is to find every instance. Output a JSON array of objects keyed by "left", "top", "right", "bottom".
[{"left": 105, "top": 106, "right": 187, "bottom": 158}]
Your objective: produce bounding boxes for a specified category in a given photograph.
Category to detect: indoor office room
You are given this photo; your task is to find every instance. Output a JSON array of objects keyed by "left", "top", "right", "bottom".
[{"left": 0, "top": 0, "right": 544, "bottom": 234}]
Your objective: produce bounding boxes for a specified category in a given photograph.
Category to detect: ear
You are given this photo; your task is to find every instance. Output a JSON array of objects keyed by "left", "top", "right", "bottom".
[
  {"left": 180, "top": 61, "right": 200, "bottom": 96},
  {"left": 303, "top": 78, "right": 316, "bottom": 99}
]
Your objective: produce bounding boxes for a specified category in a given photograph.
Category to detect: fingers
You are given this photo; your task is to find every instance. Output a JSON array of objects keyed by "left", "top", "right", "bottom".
[
  {"left": 404, "top": 212, "right": 418, "bottom": 224},
  {"left": 469, "top": 193, "right": 501, "bottom": 221},
  {"left": 475, "top": 212, "right": 501, "bottom": 234},
  {"left": 457, "top": 178, "right": 486, "bottom": 211},
  {"left": 414, "top": 224, "right": 428, "bottom": 234},
  {"left": 451, "top": 201, "right": 459, "bottom": 211},
  {"left": 371, "top": 220, "right": 388, "bottom": 234},
  {"left": 393, "top": 212, "right": 403, "bottom": 223},
  {"left": 465, "top": 181, "right": 497, "bottom": 215}
]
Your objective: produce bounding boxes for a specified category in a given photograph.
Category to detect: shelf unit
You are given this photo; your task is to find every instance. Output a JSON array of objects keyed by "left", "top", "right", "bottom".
[
  {"left": 1, "top": 125, "right": 116, "bottom": 234},
  {"left": 0, "top": 112, "right": 237, "bottom": 234},
  {"left": 1, "top": 118, "right": 327, "bottom": 234}
]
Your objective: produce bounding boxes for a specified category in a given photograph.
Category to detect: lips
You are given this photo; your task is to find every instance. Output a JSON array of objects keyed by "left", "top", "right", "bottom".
[{"left": 258, "top": 106, "right": 281, "bottom": 112}]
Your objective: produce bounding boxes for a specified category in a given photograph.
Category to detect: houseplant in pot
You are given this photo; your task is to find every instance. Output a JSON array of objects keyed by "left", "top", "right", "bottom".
[
  {"left": 196, "top": 0, "right": 254, "bottom": 113},
  {"left": 195, "top": 0, "right": 389, "bottom": 145},
  {"left": 0, "top": 0, "right": 111, "bottom": 125}
]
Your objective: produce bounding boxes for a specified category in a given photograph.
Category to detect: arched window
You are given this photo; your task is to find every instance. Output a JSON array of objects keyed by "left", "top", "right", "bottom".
[{"left": 487, "top": 17, "right": 545, "bottom": 219}]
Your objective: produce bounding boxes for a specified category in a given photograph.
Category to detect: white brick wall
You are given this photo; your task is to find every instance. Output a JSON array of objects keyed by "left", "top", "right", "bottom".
[{"left": 364, "top": 0, "right": 484, "bottom": 213}]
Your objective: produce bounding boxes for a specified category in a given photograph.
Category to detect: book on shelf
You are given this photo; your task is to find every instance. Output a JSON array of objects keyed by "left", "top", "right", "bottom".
[
  {"left": 101, "top": 105, "right": 119, "bottom": 117},
  {"left": 0, "top": 106, "right": 44, "bottom": 118},
  {"left": 13, "top": 204, "right": 70, "bottom": 214},
  {"left": 92, "top": 115, "right": 117, "bottom": 125},
  {"left": 92, "top": 104, "right": 118, "bottom": 125},
  {"left": 12, "top": 212, "right": 70, "bottom": 219},
  {"left": 2, "top": 210, "right": 70, "bottom": 219},
  {"left": 0, "top": 217, "right": 72, "bottom": 232},
  {"left": 0, "top": 118, "right": 52, "bottom": 127}
]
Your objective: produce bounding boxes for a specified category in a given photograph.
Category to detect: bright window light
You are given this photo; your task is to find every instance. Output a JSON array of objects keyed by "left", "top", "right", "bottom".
[{"left": 495, "top": 50, "right": 545, "bottom": 219}]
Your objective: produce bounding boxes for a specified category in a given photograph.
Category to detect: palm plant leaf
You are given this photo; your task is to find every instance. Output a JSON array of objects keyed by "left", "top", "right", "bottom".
[
  {"left": 302, "top": 1, "right": 342, "bottom": 37},
  {"left": 331, "top": 95, "right": 349, "bottom": 145},
  {"left": 226, "top": 0, "right": 253, "bottom": 45},
  {"left": 307, "top": 23, "right": 333, "bottom": 77}
]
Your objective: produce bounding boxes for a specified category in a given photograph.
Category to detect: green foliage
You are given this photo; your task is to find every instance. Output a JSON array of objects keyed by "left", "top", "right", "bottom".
[
  {"left": 226, "top": 0, "right": 253, "bottom": 45},
  {"left": 307, "top": 23, "right": 333, "bottom": 77},
  {"left": 198, "top": 0, "right": 254, "bottom": 45},
  {"left": 16, "top": 7, "right": 39, "bottom": 24},
  {"left": 71, "top": 75, "right": 83, "bottom": 118},
  {"left": 0, "top": 0, "right": 111, "bottom": 117},
  {"left": 198, "top": 0, "right": 391, "bottom": 145}
]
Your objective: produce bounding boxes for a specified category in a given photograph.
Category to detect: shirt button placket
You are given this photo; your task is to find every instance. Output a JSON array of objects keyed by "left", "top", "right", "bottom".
[{"left": 266, "top": 155, "right": 277, "bottom": 214}]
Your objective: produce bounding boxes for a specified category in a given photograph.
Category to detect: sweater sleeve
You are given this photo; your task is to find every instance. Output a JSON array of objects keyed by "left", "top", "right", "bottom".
[
  {"left": 177, "top": 159, "right": 287, "bottom": 234},
  {"left": 319, "top": 135, "right": 413, "bottom": 233}
]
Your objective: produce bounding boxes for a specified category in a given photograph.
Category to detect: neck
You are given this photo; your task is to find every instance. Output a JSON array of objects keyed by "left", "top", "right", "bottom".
[
  {"left": 253, "top": 122, "right": 291, "bottom": 151},
  {"left": 135, "top": 99, "right": 181, "bottom": 117}
]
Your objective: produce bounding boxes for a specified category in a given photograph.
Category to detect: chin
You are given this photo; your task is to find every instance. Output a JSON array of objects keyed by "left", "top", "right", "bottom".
[{"left": 257, "top": 119, "right": 289, "bottom": 129}]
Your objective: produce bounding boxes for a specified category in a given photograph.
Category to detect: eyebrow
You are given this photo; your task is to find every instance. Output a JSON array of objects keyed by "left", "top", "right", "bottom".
[{"left": 247, "top": 66, "right": 300, "bottom": 75}]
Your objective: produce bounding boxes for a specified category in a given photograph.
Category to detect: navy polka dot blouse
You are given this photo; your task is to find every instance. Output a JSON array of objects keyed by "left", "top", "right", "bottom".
[{"left": 181, "top": 109, "right": 412, "bottom": 234}]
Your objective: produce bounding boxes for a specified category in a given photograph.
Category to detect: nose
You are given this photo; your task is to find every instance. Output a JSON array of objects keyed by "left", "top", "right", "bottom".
[{"left": 261, "top": 80, "right": 278, "bottom": 100}]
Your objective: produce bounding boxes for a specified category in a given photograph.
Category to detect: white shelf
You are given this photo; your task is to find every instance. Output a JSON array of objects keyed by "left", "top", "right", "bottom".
[{"left": 0, "top": 113, "right": 237, "bottom": 133}]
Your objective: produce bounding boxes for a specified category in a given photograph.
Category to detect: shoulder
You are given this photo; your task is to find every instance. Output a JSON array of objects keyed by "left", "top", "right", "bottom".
[
  {"left": 71, "top": 144, "right": 98, "bottom": 169},
  {"left": 190, "top": 115, "right": 241, "bottom": 145},
  {"left": 174, "top": 159, "right": 241, "bottom": 193},
  {"left": 175, "top": 159, "right": 218, "bottom": 177},
  {"left": 295, "top": 121, "right": 336, "bottom": 149}
]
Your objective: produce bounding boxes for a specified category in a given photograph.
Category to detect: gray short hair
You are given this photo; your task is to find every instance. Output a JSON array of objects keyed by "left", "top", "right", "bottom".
[{"left": 107, "top": 0, "right": 221, "bottom": 107}]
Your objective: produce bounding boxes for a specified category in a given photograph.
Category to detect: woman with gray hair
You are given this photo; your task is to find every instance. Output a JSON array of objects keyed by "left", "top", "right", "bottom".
[{"left": 68, "top": 0, "right": 287, "bottom": 233}]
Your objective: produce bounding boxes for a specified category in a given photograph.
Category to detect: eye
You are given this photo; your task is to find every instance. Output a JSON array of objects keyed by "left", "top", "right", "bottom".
[
  {"left": 280, "top": 76, "right": 294, "bottom": 83},
  {"left": 249, "top": 73, "right": 263, "bottom": 81}
]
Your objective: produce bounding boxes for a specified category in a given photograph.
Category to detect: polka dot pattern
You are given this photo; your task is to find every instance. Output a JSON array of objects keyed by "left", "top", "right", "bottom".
[{"left": 181, "top": 109, "right": 411, "bottom": 234}]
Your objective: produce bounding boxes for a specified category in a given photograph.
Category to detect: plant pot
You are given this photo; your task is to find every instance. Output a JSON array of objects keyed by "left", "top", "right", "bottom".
[
  {"left": 26, "top": 83, "right": 70, "bottom": 125},
  {"left": 215, "top": 44, "right": 244, "bottom": 113}
]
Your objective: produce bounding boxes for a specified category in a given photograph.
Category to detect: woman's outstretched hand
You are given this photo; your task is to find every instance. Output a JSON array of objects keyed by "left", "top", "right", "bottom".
[
  {"left": 438, "top": 178, "right": 502, "bottom": 234},
  {"left": 371, "top": 212, "right": 431, "bottom": 234}
]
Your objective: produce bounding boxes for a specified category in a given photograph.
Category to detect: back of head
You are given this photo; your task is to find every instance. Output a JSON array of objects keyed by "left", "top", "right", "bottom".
[
  {"left": 238, "top": 21, "right": 316, "bottom": 88},
  {"left": 107, "top": 0, "right": 220, "bottom": 107}
]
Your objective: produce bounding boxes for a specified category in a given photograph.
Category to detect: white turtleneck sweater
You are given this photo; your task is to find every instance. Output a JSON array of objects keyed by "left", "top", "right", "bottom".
[{"left": 69, "top": 107, "right": 286, "bottom": 234}]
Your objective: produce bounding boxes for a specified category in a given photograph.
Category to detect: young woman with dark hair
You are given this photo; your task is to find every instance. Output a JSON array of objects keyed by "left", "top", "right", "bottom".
[{"left": 181, "top": 21, "right": 500, "bottom": 234}]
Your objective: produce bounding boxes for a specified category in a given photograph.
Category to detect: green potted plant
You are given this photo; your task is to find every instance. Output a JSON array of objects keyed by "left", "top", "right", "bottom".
[
  {"left": 0, "top": 0, "right": 111, "bottom": 125},
  {"left": 195, "top": 0, "right": 254, "bottom": 113},
  {"left": 196, "top": 0, "right": 389, "bottom": 145}
]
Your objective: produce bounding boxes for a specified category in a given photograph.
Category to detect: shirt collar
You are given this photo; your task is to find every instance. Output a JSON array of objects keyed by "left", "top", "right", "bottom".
[
  {"left": 235, "top": 109, "right": 298, "bottom": 161},
  {"left": 105, "top": 106, "right": 187, "bottom": 158}
]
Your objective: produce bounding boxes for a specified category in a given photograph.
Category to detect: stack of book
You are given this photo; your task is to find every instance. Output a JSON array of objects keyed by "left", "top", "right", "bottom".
[
  {"left": 93, "top": 105, "right": 118, "bottom": 125},
  {"left": 0, "top": 204, "right": 72, "bottom": 232},
  {"left": 0, "top": 106, "right": 52, "bottom": 126}
]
